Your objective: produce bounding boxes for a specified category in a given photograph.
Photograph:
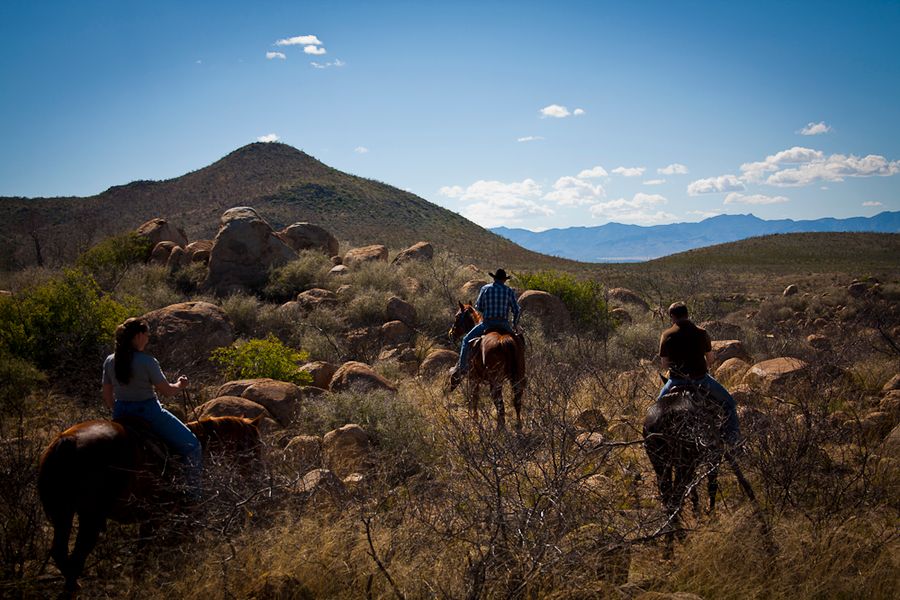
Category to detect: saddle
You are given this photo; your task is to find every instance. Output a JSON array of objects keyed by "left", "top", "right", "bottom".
[
  {"left": 466, "top": 331, "right": 527, "bottom": 378},
  {"left": 113, "top": 416, "right": 175, "bottom": 474}
]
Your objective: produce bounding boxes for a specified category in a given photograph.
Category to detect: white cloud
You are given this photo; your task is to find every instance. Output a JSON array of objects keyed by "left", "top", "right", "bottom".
[
  {"left": 540, "top": 104, "right": 571, "bottom": 118},
  {"left": 440, "top": 179, "right": 552, "bottom": 227},
  {"left": 311, "top": 59, "right": 345, "bottom": 69},
  {"left": 304, "top": 45, "right": 327, "bottom": 55},
  {"left": 740, "top": 146, "right": 824, "bottom": 182},
  {"left": 577, "top": 165, "right": 608, "bottom": 178},
  {"left": 573, "top": 108, "right": 585, "bottom": 116},
  {"left": 589, "top": 193, "right": 674, "bottom": 224},
  {"left": 543, "top": 176, "right": 605, "bottom": 206},
  {"left": 257, "top": 133, "right": 279, "bottom": 143},
  {"left": 611, "top": 166, "right": 646, "bottom": 177},
  {"left": 658, "top": 163, "right": 689, "bottom": 175},
  {"left": 643, "top": 179, "right": 666, "bottom": 185},
  {"left": 266, "top": 51, "right": 286, "bottom": 60},
  {"left": 195, "top": 59, "right": 202, "bottom": 64},
  {"left": 687, "top": 174, "right": 745, "bottom": 195},
  {"left": 275, "top": 35, "right": 322, "bottom": 47},
  {"left": 517, "top": 136, "right": 544, "bottom": 143},
  {"left": 723, "top": 192, "right": 789, "bottom": 205},
  {"left": 687, "top": 210, "right": 722, "bottom": 219},
  {"left": 798, "top": 121, "right": 832, "bottom": 136},
  {"left": 765, "top": 153, "right": 900, "bottom": 187},
  {"left": 862, "top": 201, "right": 883, "bottom": 207},
  {"left": 354, "top": 146, "right": 369, "bottom": 154}
]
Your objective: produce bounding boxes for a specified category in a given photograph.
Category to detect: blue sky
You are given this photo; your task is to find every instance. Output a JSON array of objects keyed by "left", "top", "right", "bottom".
[{"left": 1, "top": 0, "right": 898, "bottom": 230}]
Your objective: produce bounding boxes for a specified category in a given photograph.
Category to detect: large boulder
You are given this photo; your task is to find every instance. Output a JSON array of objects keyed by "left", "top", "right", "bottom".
[
  {"left": 329, "top": 361, "right": 397, "bottom": 393},
  {"left": 240, "top": 380, "right": 305, "bottom": 425},
  {"left": 715, "top": 357, "right": 751, "bottom": 385},
  {"left": 710, "top": 340, "right": 750, "bottom": 365},
  {"left": 298, "top": 361, "right": 339, "bottom": 390},
  {"left": 742, "top": 357, "right": 809, "bottom": 394},
  {"left": 460, "top": 279, "right": 488, "bottom": 300},
  {"left": 141, "top": 301, "right": 234, "bottom": 376},
  {"left": 279, "top": 223, "right": 339, "bottom": 257},
  {"left": 322, "top": 424, "right": 372, "bottom": 477},
  {"left": 343, "top": 245, "right": 388, "bottom": 267},
  {"left": 166, "top": 245, "right": 186, "bottom": 270},
  {"left": 607, "top": 287, "right": 649, "bottom": 310},
  {"left": 381, "top": 320, "right": 413, "bottom": 346},
  {"left": 149, "top": 241, "right": 180, "bottom": 266},
  {"left": 296, "top": 288, "right": 338, "bottom": 311},
  {"left": 196, "top": 396, "right": 272, "bottom": 421},
  {"left": 284, "top": 435, "right": 322, "bottom": 470},
  {"left": 391, "top": 241, "right": 433, "bottom": 265},
  {"left": 136, "top": 218, "right": 188, "bottom": 251},
  {"left": 518, "top": 290, "right": 572, "bottom": 333},
  {"left": 215, "top": 378, "right": 271, "bottom": 398},
  {"left": 205, "top": 207, "right": 297, "bottom": 295},
  {"left": 185, "top": 240, "right": 214, "bottom": 264},
  {"left": 419, "top": 349, "right": 458, "bottom": 377},
  {"left": 386, "top": 296, "right": 416, "bottom": 325}
]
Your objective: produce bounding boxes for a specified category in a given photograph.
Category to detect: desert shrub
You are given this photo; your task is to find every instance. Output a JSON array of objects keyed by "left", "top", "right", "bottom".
[
  {"left": 0, "top": 269, "right": 131, "bottom": 372},
  {"left": 263, "top": 251, "right": 332, "bottom": 302},
  {"left": 345, "top": 288, "right": 386, "bottom": 327},
  {"left": 76, "top": 232, "right": 152, "bottom": 291},
  {"left": 220, "top": 293, "right": 262, "bottom": 337},
  {"left": 344, "top": 261, "right": 404, "bottom": 294},
  {"left": 171, "top": 261, "right": 208, "bottom": 294},
  {"left": 516, "top": 270, "right": 613, "bottom": 333},
  {"left": 114, "top": 264, "right": 185, "bottom": 311},
  {"left": 210, "top": 334, "right": 312, "bottom": 385},
  {"left": 0, "top": 351, "right": 45, "bottom": 422}
]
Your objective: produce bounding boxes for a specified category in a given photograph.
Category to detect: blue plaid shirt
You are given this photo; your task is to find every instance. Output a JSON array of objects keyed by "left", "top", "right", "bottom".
[{"left": 475, "top": 282, "right": 520, "bottom": 325}]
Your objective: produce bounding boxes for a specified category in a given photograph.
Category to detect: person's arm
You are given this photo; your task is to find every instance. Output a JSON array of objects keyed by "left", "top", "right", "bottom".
[
  {"left": 102, "top": 383, "right": 114, "bottom": 411},
  {"left": 154, "top": 375, "right": 189, "bottom": 398},
  {"left": 705, "top": 351, "right": 716, "bottom": 369},
  {"left": 510, "top": 288, "right": 521, "bottom": 328},
  {"left": 659, "top": 333, "right": 670, "bottom": 370},
  {"left": 703, "top": 331, "right": 714, "bottom": 369},
  {"left": 474, "top": 286, "right": 486, "bottom": 313}
]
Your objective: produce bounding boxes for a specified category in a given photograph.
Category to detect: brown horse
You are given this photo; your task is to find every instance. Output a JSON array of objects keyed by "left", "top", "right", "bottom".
[
  {"left": 37, "top": 415, "right": 262, "bottom": 594},
  {"left": 449, "top": 302, "right": 526, "bottom": 430}
]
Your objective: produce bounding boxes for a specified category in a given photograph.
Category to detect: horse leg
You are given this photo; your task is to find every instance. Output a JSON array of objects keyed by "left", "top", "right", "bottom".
[
  {"left": 65, "top": 513, "right": 105, "bottom": 593},
  {"left": 669, "top": 464, "right": 693, "bottom": 549},
  {"left": 512, "top": 377, "right": 525, "bottom": 430},
  {"left": 48, "top": 509, "right": 74, "bottom": 589},
  {"left": 467, "top": 382, "right": 480, "bottom": 419},
  {"left": 707, "top": 465, "right": 719, "bottom": 514},
  {"left": 690, "top": 486, "right": 701, "bottom": 517},
  {"left": 491, "top": 381, "right": 505, "bottom": 431}
]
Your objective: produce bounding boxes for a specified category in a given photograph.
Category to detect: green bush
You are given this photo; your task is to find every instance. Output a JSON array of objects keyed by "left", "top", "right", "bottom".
[
  {"left": 516, "top": 270, "right": 613, "bottom": 333},
  {"left": 263, "top": 251, "right": 332, "bottom": 302},
  {"left": 0, "top": 269, "right": 131, "bottom": 371},
  {"left": 210, "top": 334, "right": 312, "bottom": 385},
  {"left": 0, "top": 350, "right": 45, "bottom": 418},
  {"left": 76, "top": 232, "right": 152, "bottom": 290}
]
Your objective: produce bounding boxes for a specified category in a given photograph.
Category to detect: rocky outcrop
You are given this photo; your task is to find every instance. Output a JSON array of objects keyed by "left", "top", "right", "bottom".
[
  {"left": 460, "top": 279, "right": 488, "bottom": 300},
  {"left": 419, "top": 349, "right": 458, "bottom": 377},
  {"left": 386, "top": 296, "right": 416, "bottom": 325},
  {"left": 710, "top": 340, "right": 750, "bottom": 365},
  {"left": 298, "top": 361, "right": 339, "bottom": 390},
  {"left": 279, "top": 223, "right": 339, "bottom": 256},
  {"left": 715, "top": 357, "right": 751, "bottom": 384},
  {"left": 381, "top": 320, "right": 413, "bottom": 345},
  {"left": 185, "top": 240, "right": 213, "bottom": 264},
  {"left": 205, "top": 207, "right": 296, "bottom": 294},
  {"left": 343, "top": 244, "right": 388, "bottom": 267},
  {"left": 742, "top": 357, "right": 809, "bottom": 393},
  {"left": 322, "top": 424, "right": 372, "bottom": 477},
  {"left": 196, "top": 396, "right": 272, "bottom": 421},
  {"left": 329, "top": 361, "right": 397, "bottom": 393},
  {"left": 392, "top": 241, "right": 433, "bottom": 265},
  {"left": 166, "top": 246, "right": 186, "bottom": 270},
  {"left": 608, "top": 287, "right": 649, "bottom": 310},
  {"left": 296, "top": 288, "right": 338, "bottom": 312},
  {"left": 136, "top": 218, "right": 188, "bottom": 251},
  {"left": 240, "top": 380, "right": 305, "bottom": 425},
  {"left": 518, "top": 290, "right": 572, "bottom": 333},
  {"left": 150, "top": 241, "right": 180, "bottom": 266},
  {"left": 141, "top": 301, "right": 234, "bottom": 375}
]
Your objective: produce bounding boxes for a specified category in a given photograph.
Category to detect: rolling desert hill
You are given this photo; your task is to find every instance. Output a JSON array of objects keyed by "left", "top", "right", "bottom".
[{"left": 0, "top": 142, "right": 575, "bottom": 271}]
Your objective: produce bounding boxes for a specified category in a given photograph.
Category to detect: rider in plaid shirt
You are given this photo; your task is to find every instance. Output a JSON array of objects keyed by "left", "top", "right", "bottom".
[{"left": 450, "top": 268, "right": 520, "bottom": 381}]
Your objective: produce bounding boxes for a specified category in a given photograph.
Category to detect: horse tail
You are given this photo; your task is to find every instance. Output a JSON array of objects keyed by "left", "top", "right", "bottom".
[
  {"left": 498, "top": 334, "right": 520, "bottom": 382},
  {"left": 38, "top": 435, "right": 78, "bottom": 521}
]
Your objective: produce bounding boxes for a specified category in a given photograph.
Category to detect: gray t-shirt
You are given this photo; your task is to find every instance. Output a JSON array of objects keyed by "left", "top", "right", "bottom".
[{"left": 102, "top": 352, "right": 166, "bottom": 402}]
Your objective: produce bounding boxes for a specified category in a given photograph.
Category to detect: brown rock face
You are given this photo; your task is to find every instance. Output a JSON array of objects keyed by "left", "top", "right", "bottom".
[
  {"left": 419, "top": 349, "right": 459, "bottom": 377},
  {"left": 322, "top": 424, "right": 372, "bottom": 477},
  {"left": 136, "top": 218, "right": 188, "bottom": 251},
  {"left": 329, "top": 361, "right": 397, "bottom": 393},
  {"left": 518, "top": 290, "right": 572, "bottom": 333},
  {"left": 460, "top": 279, "right": 488, "bottom": 300},
  {"left": 742, "top": 357, "right": 809, "bottom": 393},
  {"left": 185, "top": 240, "right": 214, "bottom": 264},
  {"left": 215, "top": 378, "right": 272, "bottom": 398},
  {"left": 205, "top": 207, "right": 297, "bottom": 295},
  {"left": 141, "top": 301, "right": 234, "bottom": 376},
  {"left": 783, "top": 284, "right": 799, "bottom": 296},
  {"left": 381, "top": 320, "right": 413, "bottom": 345},
  {"left": 296, "top": 288, "right": 338, "bottom": 311},
  {"left": 392, "top": 241, "right": 433, "bottom": 265},
  {"left": 150, "top": 241, "right": 179, "bottom": 266},
  {"left": 196, "top": 396, "right": 272, "bottom": 421},
  {"left": 240, "top": 380, "right": 304, "bottom": 425},
  {"left": 279, "top": 222, "right": 339, "bottom": 256},
  {"left": 343, "top": 244, "right": 388, "bottom": 267},
  {"left": 710, "top": 340, "right": 750, "bottom": 365},
  {"left": 386, "top": 296, "right": 417, "bottom": 325},
  {"left": 298, "top": 361, "right": 339, "bottom": 390},
  {"left": 715, "top": 357, "right": 751, "bottom": 385},
  {"left": 284, "top": 435, "right": 322, "bottom": 469},
  {"left": 608, "top": 287, "right": 649, "bottom": 310},
  {"left": 166, "top": 246, "right": 186, "bottom": 270}
]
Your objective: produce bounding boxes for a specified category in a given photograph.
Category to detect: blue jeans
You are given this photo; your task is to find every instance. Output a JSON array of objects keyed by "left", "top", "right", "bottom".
[
  {"left": 658, "top": 374, "right": 741, "bottom": 445},
  {"left": 456, "top": 319, "right": 513, "bottom": 373},
  {"left": 113, "top": 399, "right": 203, "bottom": 494}
]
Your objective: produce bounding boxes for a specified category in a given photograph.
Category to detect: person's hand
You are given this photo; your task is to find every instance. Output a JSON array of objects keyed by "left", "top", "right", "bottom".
[{"left": 176, "top": 375, "right": 189, "bottom": 389}]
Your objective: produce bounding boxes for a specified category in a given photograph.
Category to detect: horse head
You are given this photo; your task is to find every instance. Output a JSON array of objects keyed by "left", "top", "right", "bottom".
[{"left": 449, "top": 301, "right": 482, "bottom": 342}]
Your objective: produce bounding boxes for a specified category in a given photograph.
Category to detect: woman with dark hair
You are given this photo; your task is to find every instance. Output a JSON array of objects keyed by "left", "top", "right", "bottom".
[{"left": 101, "top": 317, "right": 202, "bottom": 497}]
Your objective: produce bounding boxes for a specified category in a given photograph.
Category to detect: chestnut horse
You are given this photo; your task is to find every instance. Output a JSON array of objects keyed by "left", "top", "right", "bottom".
[
  {"left": 38, "top": 415, "right": 262, "bottom": 594},
  {"left": 644, "top": 383, "right": 757, "bottom": 557},
  {"left": 449, "top": 302, "right": 526, "bottom": 430}
]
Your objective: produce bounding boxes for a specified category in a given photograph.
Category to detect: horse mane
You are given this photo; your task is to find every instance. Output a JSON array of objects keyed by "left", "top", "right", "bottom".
[
  {"left": 187, "top": 416, "right": 262, "bottom": 453},
  {"left": 463, "top": 303, "right": 483, "bottom": 324}
]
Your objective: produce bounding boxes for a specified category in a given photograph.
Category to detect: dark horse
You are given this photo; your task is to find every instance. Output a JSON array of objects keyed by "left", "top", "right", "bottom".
[
  {"left": 38, "top": 415, "right": 262, "bottom": 594},
  {"left": 643, "top": 383, "right": 757, "bottom": 556},
  {"left": 449, "top": 302, "right": 526, "bottom": 430}
]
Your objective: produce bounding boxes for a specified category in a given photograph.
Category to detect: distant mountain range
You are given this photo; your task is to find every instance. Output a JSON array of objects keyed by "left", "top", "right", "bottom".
[{"left": 492, "top": 212, "right": 900, "bottom": 262}]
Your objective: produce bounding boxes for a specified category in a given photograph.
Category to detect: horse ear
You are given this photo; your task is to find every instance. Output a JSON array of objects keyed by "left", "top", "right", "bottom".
[
  {"left": 249, "top": 414, "right": 264, "bottom": 426},
  {"left": 458, "top": 300, "right": 465, "bottom": 310}
]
